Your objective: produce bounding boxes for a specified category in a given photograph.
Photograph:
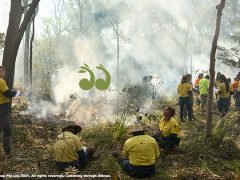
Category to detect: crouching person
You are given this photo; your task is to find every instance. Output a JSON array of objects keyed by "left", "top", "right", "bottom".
[
  {"left": 54, "top": 124, "right": 94, "bottom": 171},
  {"left": 154, "top": 106, "right": 181, "bottom": 150},
  {"left": 112, "top": 122, "right": 160, "bottom": 178}
]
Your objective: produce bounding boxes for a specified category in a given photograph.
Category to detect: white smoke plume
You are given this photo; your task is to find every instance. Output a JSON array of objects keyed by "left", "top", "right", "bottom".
[{"left": 17, "top": 0, "right": 240, "bottom": 123}]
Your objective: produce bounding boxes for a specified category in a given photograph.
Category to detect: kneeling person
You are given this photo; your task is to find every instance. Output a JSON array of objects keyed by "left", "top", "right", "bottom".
[
  {"left": 113, "top": 122, "right": 160, "bottom": 178},
  {"left": 54, "top": 124, "right": 92, "bottom": 171}
]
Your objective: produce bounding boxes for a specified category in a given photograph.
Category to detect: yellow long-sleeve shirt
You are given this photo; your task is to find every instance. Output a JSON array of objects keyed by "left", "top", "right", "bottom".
[
  {"left": 177, "top": 83, "right": 192, "bottom": 97},
  {"left": 0, "top": 78, "right": 9, "bottom": 104},
  {"left": 54, "top": 131, "right": 83, "bottom": 162},
  {"left": 123, "top": 135, "right": 160, "bottom": 166},
  {"left": 159, "top": 117, "right": 181, "bottom": 138}
]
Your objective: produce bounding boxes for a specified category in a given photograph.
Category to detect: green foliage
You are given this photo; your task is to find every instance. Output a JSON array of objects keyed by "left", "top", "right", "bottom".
[
  {"left": 217, "top": 46, "right": 240, "bottom": 68},
  {"left": 112, "top": 116, "right": 129, "bottom": 144},
  {"left": 82, "top": 123, "right": 115, "bottom": 148},
  {"left": 217, "top": 6, "right": 240, "bottom": 68}
]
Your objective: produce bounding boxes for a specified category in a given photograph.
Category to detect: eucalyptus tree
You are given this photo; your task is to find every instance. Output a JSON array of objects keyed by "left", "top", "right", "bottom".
[
  {"left": 206, "top": 0, "right": 226, "bottom": 137},
  {"left": 2, "top": 0, "right": 40, "bottom": 89}
]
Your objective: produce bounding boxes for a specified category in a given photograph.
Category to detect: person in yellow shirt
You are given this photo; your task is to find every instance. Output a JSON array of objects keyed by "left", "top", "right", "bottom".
[
  {"left": 177, "top": 75, "right": 192, "bottom": 121},
  {"left": 112, "top": 122, "right": 160, "bottom": 178},
  {"left": 154, "top": 106, "right": 181, "bottom": 150},
  {"left": 54, "top": 124, "right": 95, "bottom": 171},
  {"left": 0, "top": 66, "right": 21, "bottom": 157},
  {"left": 214, "top": 72, "right": 222, "bottom": 100},
  {"left": 217, "top": 74, "right": 230, "bottom": 117}
]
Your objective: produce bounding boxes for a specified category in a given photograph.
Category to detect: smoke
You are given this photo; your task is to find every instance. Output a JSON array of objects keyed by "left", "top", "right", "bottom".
[
  {"left": 25, "top": 100, "right": 63, "bottom": 118},
  {"left": 23, "top": 0, "right": 239, "bottom": 123}
]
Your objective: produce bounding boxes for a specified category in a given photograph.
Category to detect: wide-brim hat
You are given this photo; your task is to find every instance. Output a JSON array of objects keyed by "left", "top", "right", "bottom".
[
  {"left": 131, "top": 122, "right": 144, "bottom": 133},
  {"left": 62, "top": 120, "right": 76, "bottom": 128},
  {"left": 62, "top": 121, "right": 82, "bottom": 133}
]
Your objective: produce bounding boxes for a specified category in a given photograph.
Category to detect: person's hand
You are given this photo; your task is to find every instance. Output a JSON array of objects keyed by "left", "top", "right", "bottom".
[
  {"left": 156, "top": 130, "right": 162, "bottom": 136},
  {"left": 14, "top": 90, "right": 21, "bottom": 98}
]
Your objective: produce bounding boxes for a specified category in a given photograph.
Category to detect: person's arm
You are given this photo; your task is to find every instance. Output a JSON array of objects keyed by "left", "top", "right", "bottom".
[
  {"left": 76, "top": 149, "right": 85, "bottom": 159},
  {"left": 158, "top": 119, "right": 164, "bottom": 137},
  {"left": 74, "top": 136, "right": 83, "bottom": 154},
  {"left": 188, "top": 83, "right": 193, "bottom": 96},
  {"left": 177, "top": 84, "right": 180, "bottom": 94},
  {"left": 206, "top": 80, "right": 210, "bottom": 91},
  {"left": 0, "top": 79, "right": 17, "bottom": 98},
  {"left": 230, "top": 85, "right": 234, "bottom": 95},
  {"left": 3, "top": 89, "right": 17, "bottom": 98},
  {"left": 218, "top": 84, "right": 223, "bottom": 94},
  {"left": 74, "top": 136, "right": 87, "bottom": 165}
]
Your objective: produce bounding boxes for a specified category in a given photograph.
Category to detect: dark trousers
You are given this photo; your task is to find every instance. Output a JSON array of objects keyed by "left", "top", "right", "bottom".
[
  {"left": 0, "top": 111, "right": 12, "bottom": 154},
  {"left": 119, "top": 159, "right": 155, "bottom": 178},
  {"left": 179, "top": 97, "right": 192, "bottom": 121},
  {"left": 217, "top": 98, "right": 230, "bottom": 116},
  {"left": 200, "top": 94, "right": 208, "bottom": 110},
  {"left": 55, "top": 148, "right": 88, "bottom": 171},
  {"left": 153, "top": 134, "right": 181, "bottom": 149},
  {"left": 234, "top": 92, "right": 240, "bottom": 110}
]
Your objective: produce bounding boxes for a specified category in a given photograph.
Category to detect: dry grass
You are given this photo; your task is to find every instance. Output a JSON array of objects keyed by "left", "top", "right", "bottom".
[{"left": 0, "top": 106, "right": 239, "bottom": 179}]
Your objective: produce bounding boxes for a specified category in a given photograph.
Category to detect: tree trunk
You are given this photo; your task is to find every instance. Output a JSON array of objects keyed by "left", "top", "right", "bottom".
[
  {"left": 2, "top": 0, "right": 40, "bottom": 89},
  {"left": 206, "top": 0, "right": 225, "bottom": 138},
  {"left": 30, "top": 11, "right": 36, "bottom": 95},
  {"left": 116, "top": 24, "right": 120, "bottom": 117},
  {"left": 117, "top": 24, "right": 120, "bottom": 92},
  {"left": 23, "top": 0, "right": 31, "bottom": 88},
  {"left": 76, "top": 0, "right": 88, "bottom": 33},
  {"left": 24, "top": 23, "right": 31, "bottom": 87},
  {"left": 184, "top": 27, "right": 189, "bottom": 74}
]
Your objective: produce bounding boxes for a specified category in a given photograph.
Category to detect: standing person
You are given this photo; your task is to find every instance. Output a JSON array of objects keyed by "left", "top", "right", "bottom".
[
  {"left": 199, "top": 75, "right": 209, "bottom": 112},
  {"left": 112, "top": 122, "right": 160, "bottom": 178},
  {"left": 217, "top": 75, "right": 230, "bottom": 117},
  {"left": 154, "top": 106, "right": 181, "bottom": 150},
  {"left": 178, "top": 75, "right": 192, "bottom": 121},
  {"left": 0, "top": 66, "right": 21, "bottom": 158},
  {"left": 186, "top": 74, "right": 196, "bottom": 119},
  {"left": 215, "top": 72, "right": 222, "bottom": 100},
  {"left": 194, "top": 73, "right": 203, "bottom": 107}
]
